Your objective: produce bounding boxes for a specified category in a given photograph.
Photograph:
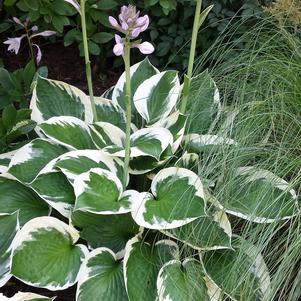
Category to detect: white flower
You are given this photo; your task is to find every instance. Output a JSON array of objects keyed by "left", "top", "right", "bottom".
[{"left": 3, "top": 36, "right": 25, "bottom": 55}]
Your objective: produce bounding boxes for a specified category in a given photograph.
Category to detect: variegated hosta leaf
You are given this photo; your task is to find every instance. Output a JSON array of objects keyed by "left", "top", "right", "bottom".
[
  {"left": 8, "top": 138, "right": 66, "bottom": 183},
  {"left": 153, "top": 111, "right": 187, "bottom": 153},
  {"left": 175, "top": 151, "right": 199, "bottom": 173},
  {"left": 186, "top": 70, "right": 221, "bottom": 134},
  {"left": 162, "top": 210, "right": 232, "bottom": 251},
  {"left": 30, "top": 76, "right": 93, "bottom": 124},
  {"left": 0, "top": 150, "right": 16, "bottom": 174},
  {"left": 94, "top": 97, "right": 126, "bottom": 131},
  {"left": 129, "top": 145, "right": 173, "bottom": 175},
  {"left": 130, "top": 127, "right": 173, "bottom": 160},
  {"left": 132, "top": 167, "right": 206, "bottom": 230},
  {"left": 76, "top": 248, "right": 127, "bottom": 301},
  {"left": 39, "top": 116, "right": 96, "bottom": 150},
  {"left": 112, "top": 57, "right": 159, "bottom": 113},
  {"left": 73, "top": 168, "right": 139, "bottom": 214},
  {"left": 0, "top": 176, "right": 50, "bottom": 225},
  {"left": 30, "top": 171, "right": 75, "bottom": 218},
  {"left": 201, "top": 237, "right": 271, "bottom": 301},
  {"left": 134, "top": 71, "right": 181, "bottom": 125},
  {"left": 106, "top": 127, "right": 173, "bottom": 161},
  {"left": 0, "top": 212, "right": 19, "bottom": 287},
  {"left": 54, "top": 149, "right": 124, "bottom": 184},
  {"left": 89, "top": 122, "right": 125, "bottom": 149},
  {"left": 71, "top": 211, "right": 139, "bottom": 254},
  {"left": 129, "top": 156, "right": 163, "bottom": 175},
  {"left": 220, "top": 166, "right": 299, "bottom": 223},
  {"left": 157, "top": 259, "right": 221, "bottom": 301},
  {"left": 11, "top": 216, "right": 88, "bottom": 290},
  {"left": 184, "top": 134, "right": 237, "bottom": 153},
  {"left": 0, "top": 292, "right": 56, "bottom": 300},
  {"left": 124, "top": 235, "right": 179, "bottom": 301}
]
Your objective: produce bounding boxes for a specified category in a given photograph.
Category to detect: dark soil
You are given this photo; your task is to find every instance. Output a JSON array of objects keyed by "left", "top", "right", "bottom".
[
  {"left": 0, "top": 39, "right": 122, "bottom": 300},
  {"left": 1, "top": 278, "right": 75, "bottom": 300},
  {"left": 0, "top": 38, "right": 121, "bottom": 96}
]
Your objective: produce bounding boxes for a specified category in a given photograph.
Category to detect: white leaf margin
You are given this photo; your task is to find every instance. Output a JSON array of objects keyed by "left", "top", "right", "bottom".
[
  {"left": 76, "top": 247, "right": 122, "bottom": 301},
  {"left": 123, "top": 234, "right": 180, "bottom": 295},
  {"left": 38, "top": 116, "right": 94, "bottom": 150},
  {"left": 157, "top": 258, "right": 221, "bottom": 301},
  {"left": 133, "top": 71, "right": 180, "bottom": 124},
  {"left": 30, "top": 77, "right": 93, "bottom": 125},
  {"left": 131, "top": 167, "right": 206, "bottom": 230},
  {"left": 11, "top": 216, "right": 88, "bottom": 291},
  {"left": 222, "top": 166, "right": 299, "bottom": 223}
]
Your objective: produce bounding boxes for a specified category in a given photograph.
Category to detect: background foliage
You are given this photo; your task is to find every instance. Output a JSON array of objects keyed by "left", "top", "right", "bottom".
[{"left": 1, "top": 0, "right": 271, "bottom": 71}]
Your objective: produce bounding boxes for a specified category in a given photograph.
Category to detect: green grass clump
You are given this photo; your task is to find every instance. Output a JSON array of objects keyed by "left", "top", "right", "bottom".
[{"left": 187, "top": 18, "right": 301, "bottom": 300}]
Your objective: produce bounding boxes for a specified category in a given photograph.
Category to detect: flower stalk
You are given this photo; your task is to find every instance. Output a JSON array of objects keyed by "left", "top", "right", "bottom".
[
  {"left": 80, "top": 0, "right": 97, "bottom": 122},
  {"left": 123, "top": 38, "right": 132, "bottom": 188},
  {"left": 180, "top": 0, "right": 203, "bottom": 114},
  {"left": 109, "top": 4, "right": 154, "bottom": 188}
]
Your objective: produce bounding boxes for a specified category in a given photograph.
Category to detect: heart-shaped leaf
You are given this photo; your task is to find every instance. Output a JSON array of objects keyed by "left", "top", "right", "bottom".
[
  {"left": 73, "top": 168, "right": 139, "bottom": 214},
  {"left": 201, "top": 237, "right": 271, "bottom": 301},
  {"left": 134, "top": 71, "right": 180, "bottom": 125},
  {"left": 219, "top": 166, "right": 299, "bottom": 223},
  {"left": 39, "top": 116, "right": 96, "bottom": 150},
  {"left": 76, "top": 248, "right": 128, "bottom": 301},
  {"left": 31, "top": 76, "right": 93, "bottom": 124},
  {"left": 11, "top": 216, "right": 88, "bottom": 290},
  {"left": 8, "top": 138, "right": 66, "bottom": 183},
  {"left": 157, "top": 259, "right": 221, "bottom": 301},
  {"left": 132, "top": 167, "right": 206, "bottom": 230},
  {"left": 124, "top": 235, "right": 179, "bottom": 301}
]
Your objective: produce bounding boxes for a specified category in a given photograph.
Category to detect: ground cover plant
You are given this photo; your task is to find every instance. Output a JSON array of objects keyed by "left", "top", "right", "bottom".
[{"left": 0, "top": 1, "right": 301, "bottom": 300}]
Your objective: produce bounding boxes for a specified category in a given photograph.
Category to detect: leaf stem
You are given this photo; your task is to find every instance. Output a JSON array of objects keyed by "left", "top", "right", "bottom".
[
  {"left": 123, "top": 38, "right": 132, "bottom": 189},
  {"left": 80, "top": 0, "right": 97, "bottom": 122},
  {"left": 180, "top": 0, "right": 202, "bottom": 114}
]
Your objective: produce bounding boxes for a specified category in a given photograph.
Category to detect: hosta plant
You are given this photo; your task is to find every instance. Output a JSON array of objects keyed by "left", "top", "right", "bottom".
[{"left": 0, "top": 2, "right": 299, "bottom": 301}]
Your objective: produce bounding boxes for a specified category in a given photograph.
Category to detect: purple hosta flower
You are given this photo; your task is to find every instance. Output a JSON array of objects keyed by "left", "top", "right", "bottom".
[
  {"left": 31, "top": 30, "right": 56, "bottom": 38},
  {"left": 109, "top": 5, "right": 154, "bottom": 56},
  {"left": 13, "top": 17, "right": 24, "bottom": 27},
  {"left": 31, "top": 25, "right": 38, "bottom": 32},
  {"left": 113, "top": 35, "right": 124, "bottom": 56},
  {"left": 109, "top": 5, "right": 149, "bottom": 39},
  {"left": 3, "top": 36, "right": 25, "bottom": 55},
  {"left": 33, "top": 44, "right": 42, "bottom": 64},
  {"left": 3, "top": 18, "right": 56, "bottom": 65},
  {"left": 134, "top": 42, "right": 154, "bottom": 54}
]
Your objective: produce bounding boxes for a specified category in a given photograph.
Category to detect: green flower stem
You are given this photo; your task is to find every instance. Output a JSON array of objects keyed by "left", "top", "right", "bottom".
[
  {"left": 180, "top": 0, "right": 202, "bottom": 114},
  {"left": 123, "top": 38, "right": 132, "bottom": 188},
  {"left": 25, "top": 27, "right": 35, "bottom": 67},
  {"left": 80, "top": 0, "right": 97, "bottom": 122}
]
